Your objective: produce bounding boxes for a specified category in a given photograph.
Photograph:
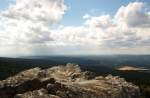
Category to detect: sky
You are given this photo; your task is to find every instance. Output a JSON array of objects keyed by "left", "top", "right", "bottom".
[{"left": 0, "top": 0, "right": 150, "bottom": 56}]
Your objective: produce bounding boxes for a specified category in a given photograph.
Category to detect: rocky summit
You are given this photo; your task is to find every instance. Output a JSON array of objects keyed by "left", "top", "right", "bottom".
[{"left": 0, "top": 63, "right": 140, "bottom": 98}]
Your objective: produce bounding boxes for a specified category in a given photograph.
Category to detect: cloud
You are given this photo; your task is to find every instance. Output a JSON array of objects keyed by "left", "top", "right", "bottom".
[
  {"left": 0, "top": 1, "right": 150, "bottom": 55},
  {"left": 115, "top": 2, "right": 150, "bottom": 27},
  {"left": 51, "top": 2, "right": 150, "bottom": 54},
  {"left": 85, "top": 14, "right": 114, "bottom": 28},
  {"left": 1, "top": 0, "right": 67, "bottom": 22},
  {"left": 83, "top": 14, "right": 90, "bottom": 19},
  {"left": 0, "top": 0, "right": 67, "bottom": 53}
]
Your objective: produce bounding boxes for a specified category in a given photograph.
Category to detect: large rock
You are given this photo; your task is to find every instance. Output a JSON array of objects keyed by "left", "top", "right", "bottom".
[
  {"left": 0, "top": 63, "right": 140, "bottom": 98},
  {"left": 45, "top": 63, "right": 95, "bottom": 82}
]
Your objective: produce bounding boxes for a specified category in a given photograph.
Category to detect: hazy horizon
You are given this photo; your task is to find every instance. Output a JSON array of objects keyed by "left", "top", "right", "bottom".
[{"left": 1, "top": 54, "right": 150, "bottom": 58}]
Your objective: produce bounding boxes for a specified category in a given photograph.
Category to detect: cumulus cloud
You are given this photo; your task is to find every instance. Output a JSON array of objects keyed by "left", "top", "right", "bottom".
[
  {"left": 115, "top": 2, "right": 150, "bottom": 27},
  {"left": 85, "top": 15, "right": 114, "bottom": 28},
  {"left": 1, "top": 0, "right": 67, "bottom": 22},
  {"left": 0, "top": 1, "right": 150, "bottom": 55},
  {"left": 51, "top": 2, "right": 150, "bottom": 54},
  {"left": 0, "top": 0, "right": 67, "bottom": 55}
]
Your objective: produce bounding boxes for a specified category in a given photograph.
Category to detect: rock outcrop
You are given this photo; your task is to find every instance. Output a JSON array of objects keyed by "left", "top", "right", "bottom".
[{"left": 0, "top": 63, "right": 140, "bottom": 98}]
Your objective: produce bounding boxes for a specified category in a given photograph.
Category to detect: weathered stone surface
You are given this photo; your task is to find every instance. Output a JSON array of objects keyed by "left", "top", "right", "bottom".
[
  {"left": 14, "top": 89, "right": 60, "bottom": 98},
  {"left": 0, "top": 63, "right": 140, "bottom": 98},
  {"left": 45, "top": 63, "right": 93, "bottom": 82}
]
